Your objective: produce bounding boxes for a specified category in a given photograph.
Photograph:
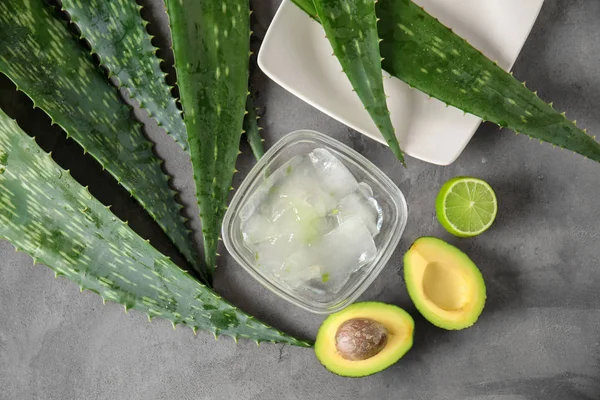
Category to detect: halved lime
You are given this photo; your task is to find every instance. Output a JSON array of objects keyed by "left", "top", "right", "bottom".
[{"left": 436, "top": 177, "right": 497, "bottom": 237}]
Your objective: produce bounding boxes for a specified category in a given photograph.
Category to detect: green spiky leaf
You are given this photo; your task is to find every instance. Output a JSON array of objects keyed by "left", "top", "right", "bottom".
[
  {"left": 0, "top": 109, "right": 311, "bottom": 347},
  {"left": 294, "top": 0, "right": 319, "bottom": 19},
  {"left": 165, "top": 0, "right": 250, "bottom": 280},
  {"left": 244, "top": 94, "right": 265, "bottom": 161},
  {"left": 293, "top": 0, "right": 600, "bottom": 162},
  {"left": 376, "top": 0, "right": 600, "bottom": 161},
  {"left": 0, "top": 0, "right": 204, "bottom": 281},
  {"left": 313, "top": 0, "right": 405, "bottom": 164},
  {"left": 59, "top": 0, "right": 189, "bottom": 152}
]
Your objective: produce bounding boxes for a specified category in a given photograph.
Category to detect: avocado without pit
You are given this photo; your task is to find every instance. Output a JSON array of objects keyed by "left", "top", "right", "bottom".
[
  {"left": 314, "top": 302, "right": 414, "bottom": 377},
  {"left": 404, "top": 237, "right": 486, "bottom": 330}
]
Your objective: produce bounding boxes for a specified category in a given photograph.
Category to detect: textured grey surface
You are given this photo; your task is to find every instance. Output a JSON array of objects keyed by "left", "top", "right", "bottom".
[{"left": 1, "top": 0, "right": 599, "bottom": 399}]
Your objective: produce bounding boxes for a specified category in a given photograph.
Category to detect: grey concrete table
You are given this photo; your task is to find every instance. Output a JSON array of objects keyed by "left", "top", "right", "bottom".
[{"left": 1, "top": 1, "right": 599, "bottom": 399}]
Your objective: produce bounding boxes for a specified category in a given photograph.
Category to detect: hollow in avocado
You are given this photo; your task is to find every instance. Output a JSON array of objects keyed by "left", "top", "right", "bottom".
[
  {"left": 314, "top": 302, "right": 414, "bottom": 377},
  {"left": 404, "top": 237, "right": 486, "bottom": 330}
]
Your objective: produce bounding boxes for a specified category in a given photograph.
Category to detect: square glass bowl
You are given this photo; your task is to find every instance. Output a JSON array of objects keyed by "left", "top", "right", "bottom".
[{"left": 222, "top": 130, "right": 408, "bottom": 313}]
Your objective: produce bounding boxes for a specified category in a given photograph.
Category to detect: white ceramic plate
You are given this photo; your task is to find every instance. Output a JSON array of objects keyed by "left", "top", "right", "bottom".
[{"left": 258, "top": 0, "right": 545, "bottom": 165}]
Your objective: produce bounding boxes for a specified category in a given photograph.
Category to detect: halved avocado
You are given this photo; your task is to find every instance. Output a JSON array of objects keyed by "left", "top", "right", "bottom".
[
  {"left": 315, "top": 302, "right": 414, "bottom": 377},
  {"left": 404, "top": 237, "right": 486, "bottom": 330}
]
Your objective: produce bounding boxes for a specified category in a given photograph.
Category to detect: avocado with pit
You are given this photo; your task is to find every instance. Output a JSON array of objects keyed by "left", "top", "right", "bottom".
[
  {"left": 314, "top": 302, "right": 414, "bottom": 377},
  {"left": 404, "top": 237, "right": 486, "bottom": 330}
]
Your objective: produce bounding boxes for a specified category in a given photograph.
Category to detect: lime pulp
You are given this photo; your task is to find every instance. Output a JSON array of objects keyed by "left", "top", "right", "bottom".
[{"left": 435, "top": 177, "right": 497, "bottom": 237}]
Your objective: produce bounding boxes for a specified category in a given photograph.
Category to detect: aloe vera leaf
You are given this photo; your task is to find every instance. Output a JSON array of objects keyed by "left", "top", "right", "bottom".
[
  {"left": 293, "top": 0, "right": 600, "bottom": 162},
  {"left": 0, "top": 0, "right": 204, "bottom": 280},
  {"left": 0, "top": 109, "right": 312, "bottom": 347},
  {"left": 376, "top": 0, "right": 600, "bottom": 161},
  {"left": 293, "top": 0, "right": 319, "bottom": 19},
  {"left": 244, "top": 95, "right": 265, "bottom": 160},
  {"left": 59, "top": 0, "right": 189, "bottom": 152},
  {"left": 165, "top": 0, "right": 250, "bottom": 279},
  {"left": 312, "top": 0, "right": 405, "bottom": 164}
]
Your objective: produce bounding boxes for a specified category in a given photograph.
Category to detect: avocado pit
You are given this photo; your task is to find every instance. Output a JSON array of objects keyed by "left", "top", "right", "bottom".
[{"left": 335, "top": 318, "right": 388, "bottom": 361}]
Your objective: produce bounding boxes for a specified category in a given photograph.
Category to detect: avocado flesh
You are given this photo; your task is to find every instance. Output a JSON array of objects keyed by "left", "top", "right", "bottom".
[
  {"left": 404, "top": 237, "right": 486, "bottom": 330},
  {"left": 314, "top": 302, "right": 414, "bottom": 377}
]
